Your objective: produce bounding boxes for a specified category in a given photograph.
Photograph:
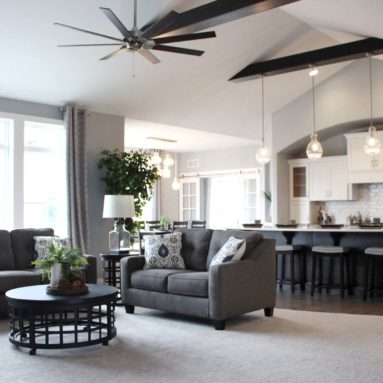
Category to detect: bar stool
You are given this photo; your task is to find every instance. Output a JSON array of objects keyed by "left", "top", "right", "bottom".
[
  {"left": 276, "top": 245, "right": 305, "bottom": 293},
  {"left": 363, "top": 248, "right": 383, "bottom": 301},
  {"left": 311, "top": 246, "right": 350, "bottom": 298}
]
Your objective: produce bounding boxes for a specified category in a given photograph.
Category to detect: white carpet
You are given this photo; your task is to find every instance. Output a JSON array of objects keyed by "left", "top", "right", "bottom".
[{"left": 0, "top": 307, "right": 382, "bottom": 383}]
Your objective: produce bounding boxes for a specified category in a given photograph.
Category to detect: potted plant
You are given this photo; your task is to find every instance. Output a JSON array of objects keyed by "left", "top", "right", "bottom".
[
  {"left": 33, "top": 243, "right": 89, "bottom": 295},
  {"left": 98, "top": 149, "right": 160, "bottom": 238},
  {"left": 160, "top": 217, "right": 171, "bottom": 230}
]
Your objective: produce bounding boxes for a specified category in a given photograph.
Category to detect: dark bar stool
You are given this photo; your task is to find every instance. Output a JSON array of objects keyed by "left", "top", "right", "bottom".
[
  {"left": 311, "top": 246, "right": 350, "bottom": 298},
  {"left": 363, "top": 248, "right": 383, "bottom": 301},
  {"left": 276, "top": 245, "right": 305, "bottom": 293}
]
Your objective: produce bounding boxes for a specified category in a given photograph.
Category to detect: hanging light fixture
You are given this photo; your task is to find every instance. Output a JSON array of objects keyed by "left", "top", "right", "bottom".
[
  {"left": 306, "top": 69, "right": 323, "bottom": 160},
  {"left": 151, "top": 150, "right": 162, "bottom": 165},
  {"left": 163, "top": 153, "right": 175, "bottom": 167},
  {"left": 255, "top": 75, "right": 271, "bottom": 164},
  {"left": 161, "top": 166, "right": 171, "bottom": 178},
  {"left": 364, "top": 55, "right": 381, "bottom": 155},
  {"left": 171, "top": 153, "right": 181, "bottom": 190}
]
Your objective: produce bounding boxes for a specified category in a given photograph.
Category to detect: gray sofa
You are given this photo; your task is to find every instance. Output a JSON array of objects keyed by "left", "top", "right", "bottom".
[
  {"left": 0, "top": 228, "right": 97, "bottom": 317},
  {"left": 121, "top": 228, "right": 276, "bottom": 330}
]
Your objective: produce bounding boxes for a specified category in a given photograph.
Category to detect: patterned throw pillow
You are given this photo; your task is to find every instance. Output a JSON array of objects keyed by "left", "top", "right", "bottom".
[
  {"left": 34, "top": 236, "right": 72, "bottom": 262},
  {"left": 210, "top": 236, "right": 246, "bottom": 268},
  {"left": 143, "top": 232, "right": 185, "bottom": 270}
]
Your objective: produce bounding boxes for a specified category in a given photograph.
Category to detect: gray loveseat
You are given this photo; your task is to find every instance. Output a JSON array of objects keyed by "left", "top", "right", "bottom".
[
  {"left": 0, "top": 228, "right": 97, "bottom": 317},
  {"left": 121, "top": 228, "right": 276, "bottom": 330}
]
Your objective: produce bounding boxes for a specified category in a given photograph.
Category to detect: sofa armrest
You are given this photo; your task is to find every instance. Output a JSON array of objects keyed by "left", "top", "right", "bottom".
[
  {"left": 209, "top": 237, "right": 276, "bottom": 320},
  {"left": 83, "top": 254, "right": 97, "bottom": 284},
  {"left": 120, "top": 256, "right": 146, "bottom": 291}
]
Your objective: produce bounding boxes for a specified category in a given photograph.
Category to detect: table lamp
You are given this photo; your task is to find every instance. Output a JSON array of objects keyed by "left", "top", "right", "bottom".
[{"left": 102, "top": 195, "right": 135, "bottom": 254}]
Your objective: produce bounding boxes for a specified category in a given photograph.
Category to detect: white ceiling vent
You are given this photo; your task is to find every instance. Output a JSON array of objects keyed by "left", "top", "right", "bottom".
[{"left": 186, "top": 159, "right": 200, "bottom": 169}]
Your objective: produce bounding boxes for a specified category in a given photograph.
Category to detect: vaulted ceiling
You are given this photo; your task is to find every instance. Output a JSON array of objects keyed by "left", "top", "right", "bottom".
[{"left": 0, "top": 0, "right": 381, "bottom": 150}]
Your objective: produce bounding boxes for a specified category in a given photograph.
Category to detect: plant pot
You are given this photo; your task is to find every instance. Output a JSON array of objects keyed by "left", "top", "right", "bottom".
[{"left": 50, "top": 263, "right": 70, "bottom": 288}]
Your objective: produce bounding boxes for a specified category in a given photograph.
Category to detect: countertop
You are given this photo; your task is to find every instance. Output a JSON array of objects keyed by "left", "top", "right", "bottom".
[{"left": 238, "top": 225, "right": 383, "bottom": 233}]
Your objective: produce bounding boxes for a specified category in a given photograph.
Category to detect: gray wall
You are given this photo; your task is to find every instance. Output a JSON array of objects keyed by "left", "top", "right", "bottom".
[
  {"left": 271, "top": 58, "right": 383, "bottom": 223},
  {"left": 86, "top": 112, "right": 125, "bottom": 274},
  {"left": 0, "top": 97, "right": 62, "bottom": 120}
]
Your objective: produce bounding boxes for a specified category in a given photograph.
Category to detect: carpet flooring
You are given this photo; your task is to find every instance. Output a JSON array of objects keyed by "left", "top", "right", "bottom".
[{"left": 0, "top": 307, "right": 382, "bottom": 383}]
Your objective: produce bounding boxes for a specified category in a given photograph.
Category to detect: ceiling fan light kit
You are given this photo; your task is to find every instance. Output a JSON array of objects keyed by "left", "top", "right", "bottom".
[{"left": 55, "top": 1, "right": 216, "bottom": 64}]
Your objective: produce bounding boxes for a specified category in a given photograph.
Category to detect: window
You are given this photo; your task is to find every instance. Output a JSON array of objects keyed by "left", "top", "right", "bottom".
[
  {"left": 0, "top": 113, "right": 67, "bottom": 235},
  {"left": 179, "top": 178, "right": 200, "bottom": 220},
  {"left": 0, "top": 118, "right": 12, "bottom": 229},
  {"left": 24, "top": 121, "right": 67, "bottom": 235},
  {"left": 179, "top": 171, "right": 261, "bottom": 229}
]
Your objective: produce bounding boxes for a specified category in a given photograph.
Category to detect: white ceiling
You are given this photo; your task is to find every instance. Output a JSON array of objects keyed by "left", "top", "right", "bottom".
[{"left": 0, "top": 0, "right": 381, "bottom": 151}]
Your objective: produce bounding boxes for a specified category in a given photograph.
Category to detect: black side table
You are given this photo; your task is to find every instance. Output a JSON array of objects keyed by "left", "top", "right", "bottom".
[{"left": 100, "top": 251, "right": 140, "bottom": 305}]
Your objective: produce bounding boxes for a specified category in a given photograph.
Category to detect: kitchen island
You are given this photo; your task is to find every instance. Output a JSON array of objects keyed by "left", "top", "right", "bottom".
[{"left": 239, "top": 225, "right": 383, "bottom": 292}]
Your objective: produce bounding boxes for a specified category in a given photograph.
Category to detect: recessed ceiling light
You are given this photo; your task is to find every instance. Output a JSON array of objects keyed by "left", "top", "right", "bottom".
[{"left": 146, "top": 137, "right": 178, "bottom": 143}]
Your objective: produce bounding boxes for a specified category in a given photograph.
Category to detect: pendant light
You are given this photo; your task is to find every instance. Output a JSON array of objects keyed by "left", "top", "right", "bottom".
[
  {"left": 151, "top": 150, "right": 162, "bottom": 165},
  {"left": 171, "top": 153, "right": 181, "bottom": 191},
  {"left": 255, "top": 75, "right": 271, "bottom": 164},
  {"left": 364, "top": 55, "right": 381, "bottom": 155},
  {"left": 306, "top": 70, "right": 323, "bottom": 160}
]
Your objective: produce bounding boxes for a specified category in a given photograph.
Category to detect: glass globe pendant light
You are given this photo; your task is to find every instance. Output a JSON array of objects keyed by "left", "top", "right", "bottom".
[
  {"left": 364, "top": 55, "right": 381, "bottom": 155},
  {"left": 306, "top": 70, "right": 323, "bottom": 160},
  {"left": 255, "top": 75, "right": 271, "bottom": 164},
  {"left": 151, "top": 150, "right": 162, "bottom": 165}
]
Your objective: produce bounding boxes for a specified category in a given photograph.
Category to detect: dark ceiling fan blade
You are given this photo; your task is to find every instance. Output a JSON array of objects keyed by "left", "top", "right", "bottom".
[
  {"left": 99, "top": 46, "right": 128, "bottom": 61},
  {"left": 99, "top": 7, "right": 133, "bottom": 39},
  {"left": 54, "top": 22, "right": 125, "bottom": 43},
  {"left": 152, "top": 45, "right": 204, "bottom": 56},
  {"left": 153, "top": 31, "right": 216, "bottom": 45},
  {"left": 142, "top": 11, "right": 179, "bottom": 38},
  {"left": 58, "top": 43, "right": 122, "bottom": 47},
  {"left": 138, "top": 49, "right": 161, "bottom": 65}
]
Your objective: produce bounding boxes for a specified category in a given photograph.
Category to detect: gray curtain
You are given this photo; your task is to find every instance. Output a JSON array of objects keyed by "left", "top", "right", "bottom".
[{"left": 64, "top": 105, "right": 89, "bottom": 252}]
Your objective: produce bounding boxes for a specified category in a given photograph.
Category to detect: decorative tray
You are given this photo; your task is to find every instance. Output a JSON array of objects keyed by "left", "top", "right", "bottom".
[
  {"left": 358, "top": 223, "right": 383, "bottom": 229},
  {"left": 276, "top": 224, "right": 298, "bottom": 228},
  {"left": 242, "top": 223, "right": 263, "bottom": 228},
  {"left": 319, "top": 224, "right": 344, "bottom": 229}
]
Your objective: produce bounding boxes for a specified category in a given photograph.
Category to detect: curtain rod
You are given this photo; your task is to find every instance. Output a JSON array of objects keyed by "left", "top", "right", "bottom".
[{"left": 180, "top": 168, "right": 260, "bottom": 178}]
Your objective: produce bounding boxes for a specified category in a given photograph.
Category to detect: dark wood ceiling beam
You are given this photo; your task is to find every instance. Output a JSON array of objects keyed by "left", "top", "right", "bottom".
[
  {"left": 230, "top": 37, "right": 383, "bottom": 82},
  {"left": 160, "top": 0, "right": 300, "bottom": 36}
]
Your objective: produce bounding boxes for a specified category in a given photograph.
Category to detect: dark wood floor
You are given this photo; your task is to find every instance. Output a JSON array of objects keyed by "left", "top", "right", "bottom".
[{"left": 276, "top": 287, "right": 383, "bottom": 315}]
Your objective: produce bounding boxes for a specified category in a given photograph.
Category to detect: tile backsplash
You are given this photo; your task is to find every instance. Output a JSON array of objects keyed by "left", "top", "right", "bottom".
[{"left": 315, "top": 184, "right": 383, "bottom": 224}]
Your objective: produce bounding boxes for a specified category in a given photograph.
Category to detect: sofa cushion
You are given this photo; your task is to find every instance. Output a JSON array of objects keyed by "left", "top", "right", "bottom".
[
  {"left": 0, "top": 230, "right": 15, "bottom": 271},
  {"left": 167, "top": 272, "right": 209, "bottom": 298},
  {"left": 175, "top": 228, "right": 212, "bottom": 271},
  {"left": 0, "top": 269, "right": 42, "bottom": 294},
  {"left": 131, "top": 269, "right": 192, "bottom": 293},
  {"left": 34, "top": 236, "right": 71, "bottom": 261},
  {"left": 10, "top": 228, "right": 54, "bottom": 270},
  {"left": 210, "top": 236, "right": 246, "bottom": 268},
  {"left": 143, "top": 232, "right": 185, "bottom": 270},
  {"left": 206, "top": 230, "right": 263, "bottom": 269}
]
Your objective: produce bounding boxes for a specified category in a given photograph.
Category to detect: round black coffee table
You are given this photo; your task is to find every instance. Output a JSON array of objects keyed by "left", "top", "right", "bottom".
[{"left": 6, "top": 284, "right": 118, "bottom": 355}]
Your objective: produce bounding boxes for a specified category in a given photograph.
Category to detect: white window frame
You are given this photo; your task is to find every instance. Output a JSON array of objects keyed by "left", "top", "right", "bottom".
[
  {"left": 178, "top": 168, "right": 263, "bottom": 227},
  {"left": 0, "top": 111, "right": 66, "bottom": 231},
  {"left": 179, "top": 177, "right": 200, "bottom": 221}
]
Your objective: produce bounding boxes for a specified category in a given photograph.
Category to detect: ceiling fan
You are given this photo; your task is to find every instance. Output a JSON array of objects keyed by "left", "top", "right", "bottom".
[{"left": 54, "top": 0, "right": 216, "bottom": 64}]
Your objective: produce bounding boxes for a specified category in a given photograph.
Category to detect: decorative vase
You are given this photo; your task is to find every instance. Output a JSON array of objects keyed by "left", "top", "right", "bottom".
[{"left": 50, "top": 263, "right": 70, "bottom": 288}]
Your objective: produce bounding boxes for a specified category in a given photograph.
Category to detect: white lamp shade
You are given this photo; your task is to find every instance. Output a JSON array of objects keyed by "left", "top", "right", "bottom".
[{"left": 103, "top": 195, "right": 135, "bottom": 218}]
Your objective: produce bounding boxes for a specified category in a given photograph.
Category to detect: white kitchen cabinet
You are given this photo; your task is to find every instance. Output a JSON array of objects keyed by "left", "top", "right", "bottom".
[
  {"left": 288, "top": 159, "right": 310, "bottom": 224},
  {"left": 309, "top": 156, "right": 357, "bottom": 201},
  {"left": 345, "top": 132, "right": 383, "bottom": 183}
]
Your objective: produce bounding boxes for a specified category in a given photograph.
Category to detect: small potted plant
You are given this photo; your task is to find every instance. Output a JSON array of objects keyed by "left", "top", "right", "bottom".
[
  {"left": 33, "top": 243, "right": 89, "bottom": 295},
  {"left": 160, "top": 217, "right": 171, "bottom": 230}
]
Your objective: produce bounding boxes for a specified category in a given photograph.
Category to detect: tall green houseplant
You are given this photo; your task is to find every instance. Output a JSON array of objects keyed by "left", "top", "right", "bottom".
[{"left": 98, "top": 149, "right": 160, "bottom": 232}]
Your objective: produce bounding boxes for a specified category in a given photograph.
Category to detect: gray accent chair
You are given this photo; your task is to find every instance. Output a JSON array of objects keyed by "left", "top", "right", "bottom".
[
  {"left": 121, "top": 228, "right": 276, "bottom": 330},
  {"left": 0, "top": 228, "right": 97, "bottom": 317}
]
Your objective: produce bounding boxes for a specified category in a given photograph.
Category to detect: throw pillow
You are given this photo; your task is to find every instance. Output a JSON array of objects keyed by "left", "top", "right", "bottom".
[
  {"left": 143, "top": 232, "right": 185, "bottom": 270},
  {"left": 209, "top": 236, "right": 246, "bottom": 268},
  {"left": 34, "top": 236, "right": 72, "bottom": 262}
]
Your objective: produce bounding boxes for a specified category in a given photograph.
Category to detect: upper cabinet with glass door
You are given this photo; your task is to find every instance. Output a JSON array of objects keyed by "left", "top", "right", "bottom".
[{"left": 289, "top": 160, "right": 309, "bottom": 200}]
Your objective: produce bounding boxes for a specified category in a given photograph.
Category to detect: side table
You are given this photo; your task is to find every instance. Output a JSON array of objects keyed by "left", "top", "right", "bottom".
[{"left": 100, "top": 251, "right": 140, "bottom": 305}]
